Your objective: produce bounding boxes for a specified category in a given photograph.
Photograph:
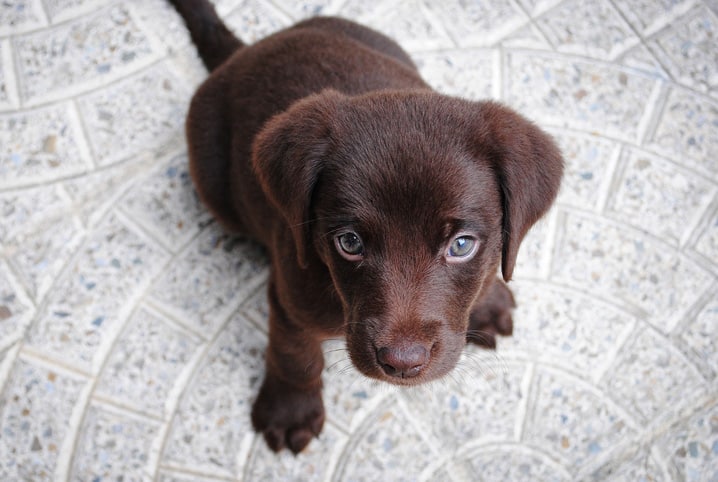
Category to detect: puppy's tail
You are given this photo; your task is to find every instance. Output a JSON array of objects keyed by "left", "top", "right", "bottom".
[{"left": 168, "top": 0, "right": 243, "bottom": 71}]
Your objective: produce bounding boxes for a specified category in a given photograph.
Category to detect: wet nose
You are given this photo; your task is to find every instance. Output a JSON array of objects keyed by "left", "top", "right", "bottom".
[{"left": 376, "top": 344, "right": 429, "bottom": 378}]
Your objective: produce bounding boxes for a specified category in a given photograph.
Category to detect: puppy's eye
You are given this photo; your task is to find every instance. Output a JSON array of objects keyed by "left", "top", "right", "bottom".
[
  {"left": 446, "top": 235, "right": 478, "bottom": 262},
  {"left": 335, "top": 232, "right": 364, "bottom": 261}
]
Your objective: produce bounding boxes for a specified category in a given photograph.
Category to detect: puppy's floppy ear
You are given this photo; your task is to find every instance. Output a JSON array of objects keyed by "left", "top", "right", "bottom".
[
  {"left": 470, "top": 101, "right": 564, "bottom": 281},
  {"left": 252, "top": 90, "right": 344, "bottom": 268}
]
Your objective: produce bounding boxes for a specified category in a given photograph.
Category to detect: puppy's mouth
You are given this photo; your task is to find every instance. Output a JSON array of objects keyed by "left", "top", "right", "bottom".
[{"left": 346, "top": 328, "right": 465, "bottom": 386}]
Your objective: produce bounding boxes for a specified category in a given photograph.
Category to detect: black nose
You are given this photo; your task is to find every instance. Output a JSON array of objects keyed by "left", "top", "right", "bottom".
[{"left": 376, "top": 344, "right": 429, "bottom": 378}]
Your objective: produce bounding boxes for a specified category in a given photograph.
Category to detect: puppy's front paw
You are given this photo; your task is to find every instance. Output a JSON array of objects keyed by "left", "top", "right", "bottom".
[
  {"left": 250, "top": 376, "right": 325, "bottom": 454},
  {"left": 467, "top": 279, "right": 515, "bottom": 349}
]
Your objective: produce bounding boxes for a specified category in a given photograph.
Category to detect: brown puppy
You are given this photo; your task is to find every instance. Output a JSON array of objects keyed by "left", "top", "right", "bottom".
[{"left": 169, "top": 0, "right": 563, "bottom": 454}]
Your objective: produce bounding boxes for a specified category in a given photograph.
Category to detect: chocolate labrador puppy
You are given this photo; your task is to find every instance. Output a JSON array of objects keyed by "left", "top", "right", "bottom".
[{"left": 169, "top": 0, "right": 563, "bottom": 454}]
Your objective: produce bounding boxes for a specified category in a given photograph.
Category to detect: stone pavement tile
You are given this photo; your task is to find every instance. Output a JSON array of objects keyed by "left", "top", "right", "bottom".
[
  {"left": 647, "top": 86, "right": 718, "bottom": 175},
  {"left": 692, "top": 202, "right": 718, "bottom": 265},
  {"left": 401, "top": 358, "right": 527, "bottom": 450},
  {"left": 612, "top": 0, "right": 697, "bottom": 36},
  {"left": 414, "top": 49, "right": 495, "bottom": 101},
  {"left": 550, "top": 129, "right": 620, "bottom": 211},
  {"left": 0, "top": 185, "right": 84, "bottom": 300},
  {"left": 654, "top": 401, "right": 718, "bottom": 481},
  {"left": 147, "top": 225, "right": 267, "bottom": 335},
  {"left": 0, "top": 356, "right": 88, "bottom": 481},
  {"left": 504, "top": 283, "right": 637, "bottom": 379},
  {"left": 424, "top": 0, "right": 527, "bottom": 47},
  {"left": 42, "top": 0, "right": 109, "bottom": 23},
  {"left": 0, "top": 39, "right": 18, "bottom": 109},
  {"left": 513, "top": 212, "right": 555, "bottom": 279},
  {"left": 270, "top": 0, "right": 344, "bottom": 19},
  {"left": 600, "top": 327, "right": 707, "bottom": 424},
  {"left": 76, "top": 61, "right": 192, "bottom": 167},
  {"left": 0, "top": 261, "right": 34, "bottom": 350},
  {"left": 117, "top": 151, "right": 210, "bottom": 252},
  {"left": 551, "top": 211, "right": 714, "bottom": 331},
  {"left": 331, "top": 395, "right": 438, "bottom": 481},
  {"left": 586, "top": 449, "right": 667, "bottom": 481},
  {"left": 350, "top": 0, "right": 454, "bottom": 51},
  {"left": 24, "top": 212, "right": 169, "bottom": 372},
  {"left": 0, "top": 103, "right": 92, "bottom": 189},
  {"left": 606, "top": 147, "right": 716, "bottom": 246},
  {"left": 459, "top": 445, "right": 572, "bottom": 482},
  {"left": 678, "top": 297, "right": 718, "bottom": 380},
  {"left": 647, "top": 4, "right": 718, "bottom": 97},
  {"left": 160, "top": 311, "right": 265, "bottom": 478},
  {"left": 505, "top": 51, "right": 658, "bottom": 143},
  {"left": 12, "top": 3, "right": 162, "bottom": 105},
  {"left": 524, "top": 367, "right": 637, "bottom": 471},
  {"left": 93, "top": 305, "right": 204, "bottom": 417},
  {"left": 321, "top": 338, "right": 387, "bottom": 432},
  {"left": 243, "top": 423, "right": 346, "bottom": 481},
  {"left": 616, "top": 44, "right": 671, "bottom": 79},
  {"left": 534, "top": 0, "right": 639, "bottom": 60},
  {"left": 0, "top": 0, "right": 46, "bottom": 36},
  {"left": 69, "top": 402, "right": 162, "bottom": 481},
  {"left": 224, "top": 0, "right": 292, "bottom": 44}
]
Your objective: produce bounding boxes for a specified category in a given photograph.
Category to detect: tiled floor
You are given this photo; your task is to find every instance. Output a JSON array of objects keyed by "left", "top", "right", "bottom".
[{"left": 1, "top": 0, "right": 717, "bottom": 480}]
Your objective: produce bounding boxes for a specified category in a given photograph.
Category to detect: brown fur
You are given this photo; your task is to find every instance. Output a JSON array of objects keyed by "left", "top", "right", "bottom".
[{"left": 169, "top": 0, "right": 563, "bottom": 454}]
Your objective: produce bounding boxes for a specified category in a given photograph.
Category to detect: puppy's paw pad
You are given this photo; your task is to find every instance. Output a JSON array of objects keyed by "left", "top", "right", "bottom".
[{"left": 251, "top": 381, "right": 325, "bottom": 454}]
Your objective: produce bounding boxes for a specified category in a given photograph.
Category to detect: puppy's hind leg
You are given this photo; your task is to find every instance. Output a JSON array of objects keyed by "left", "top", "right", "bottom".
[{"left": 467, "top": 278, "right": 515, "bottom": 349}]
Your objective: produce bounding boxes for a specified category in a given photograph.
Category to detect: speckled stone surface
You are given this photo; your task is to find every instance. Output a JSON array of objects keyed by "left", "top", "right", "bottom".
[{"left": 0, "top": 0, "right": 716, "bottom": 480}]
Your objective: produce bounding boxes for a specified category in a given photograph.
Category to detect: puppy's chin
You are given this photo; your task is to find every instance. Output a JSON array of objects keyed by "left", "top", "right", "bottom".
[{"left": 345, "top": 332, "right": 465, "bottom": 386}]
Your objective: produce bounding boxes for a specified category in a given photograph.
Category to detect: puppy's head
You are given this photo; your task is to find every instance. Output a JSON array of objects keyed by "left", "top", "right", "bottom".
[{"left": 253, "top": 90, "right": 563, "bottom": 385}]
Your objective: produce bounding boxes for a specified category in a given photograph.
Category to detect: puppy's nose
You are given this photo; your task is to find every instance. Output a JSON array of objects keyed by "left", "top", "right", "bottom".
[{"left": 376, "top": 344, "right": 429, "bottom": 378}]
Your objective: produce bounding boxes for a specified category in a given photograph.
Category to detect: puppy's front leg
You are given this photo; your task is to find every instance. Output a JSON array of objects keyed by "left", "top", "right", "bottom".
[
  {"left": 251, "top": 281, "right": 325, "bottom": 454},
  {"left": 466, "top": 278, "right": 516, "bottom": 349}
]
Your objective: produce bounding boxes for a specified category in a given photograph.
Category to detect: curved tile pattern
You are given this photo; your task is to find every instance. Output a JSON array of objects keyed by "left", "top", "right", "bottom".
[{"left": 0, "top": 0, "right": 716, "bottom": 480}]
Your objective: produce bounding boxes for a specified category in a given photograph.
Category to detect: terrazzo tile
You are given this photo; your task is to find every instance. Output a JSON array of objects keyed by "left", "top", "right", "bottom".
[
  {"left": 76, "top": 61, "right": 192, "bottom": 167},
  {"left": 69, "top": 403, "right": 161, "bottom": 481},
  {"left": 401, "top": 359, "right": 526, "bottom": 449},
  {"left": 535, "top": 0, "right": 639, "bottom": 60},
  {"left": 0, "top": 103, "right": 92, "bottom": 189},
  {"left": 612, "top": 0, "right": 697, "bottom": 36},
  {"left": 586, "top": 449, "right": 667, "bottom": 481},
  {"left": 648, "top": 87, "right": 718, "bottom": 174},
  {"left": 0, "top": 185, "right": 85, "bottom": 301},
  {"left": 648, "top": 5, "right": 718, "bottom": 96},
  {"left": 503, "top": 283, "right": 636, "bottom": 378},
  {"left": 654, "top": 401, "right": 718, "bottom": 482},
  {"left": 607, "top": 147, "right": 716, "bottom": 245},
  {"left": 601, "top": 327, "right": 707, "bottom": 424},
  {"left": 425, "top": 0, "right": 526, "bottom": 47},
  {"left": 506, "top": 51, "right": 657, "bottom": 143},
  {"left": 678, "top": 297, "right": 718, "bottom": 379},
  {"left": 516, "top": 0, "right": 564, "bottom": 17},
  {"left": 524, "top": 368, "right": 636, "bottom": 470},
  {"left": 160, "top": 311, "right": 266, "bottom": 478},
  {"left": 414, "top": 49, "right": 495, "bottom": 101},
  {"left": 0, "top": 39, "right": 17, "bottom": 110},
  {"left": 13, "top": 3, "right": 160, "bottom": 104},
  {"left": 513, "top": 213, "right": 552, "bottom": 279},
  {"left": 158, "top": 470, "right": 232, "bottom": 482},
  {"left": 62, "top": 155, "right": 154, "bottom": 227},
  {"left": 0, "top": 0, "right": 46, "bottom": 36},
  {"left": 551, "top": 211, "right": 714, "bottom": 331},
  {"left": 42, "top": 0, "right": 109, "bottom": 23},
  {"left": 269, "top": 0, "right": 344, "bottom": 19},
  {"left": 243, "top": 423, "right": 346, "bottom": 481},
  {"left": 356, "top": 0, "right": 454, "bottom": 51},
  {"left": 0, "top": 261, "right": 34, "bottom": 350},
  {"left": 118, "top": 152, "right": 209, "bottom": 251},
  {"left": 550, "top": 129, "right": 619, "bottom": 210},
  {"left": 332, "top": 396, "right": 437, "bottom": 481},
  {"left": 321, "top": 338, "right": 387, "bottom": 432},
  {"left": 94, "top": 306, "right": 203, "bottom": 417},
  {"left": 499, "top": 23, "right": 553, "bottom": 50},
  {"left": 0, "top": 358, "right": 87, "bottom": 481},
  {"left": 224, "top": 0, "right": 293, "bottom": 44},
  {"left": 693, "top": 204, "right": 718, "bottom": 266},
  {"left": 24, "top": 213, "right": 169, "bottom": 372},
  {"left": 616, "top": 44, "right": 671, "bottom": 79},
  {"left": 460, "top": 446, "right": 572, "bottom": 482},
  {"left": 148, "top": 224, "right": 267, "bottom": 335}
]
